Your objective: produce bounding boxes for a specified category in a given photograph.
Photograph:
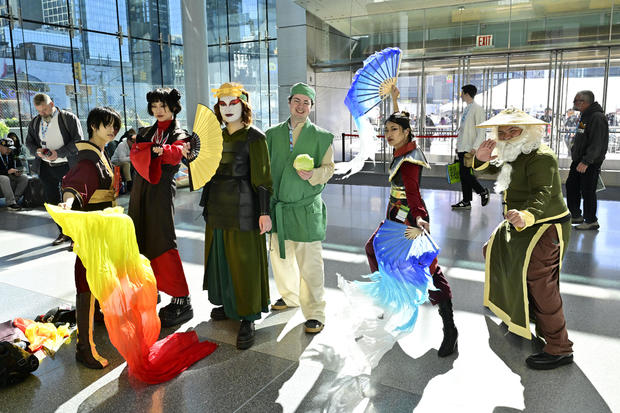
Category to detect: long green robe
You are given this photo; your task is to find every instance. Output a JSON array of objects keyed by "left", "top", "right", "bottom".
[
  {"left": 476, "top": 144, "right": 571, "bottom": 339},
  {"left": 203, "top": 126, "right": 272, "bottom": 320}
]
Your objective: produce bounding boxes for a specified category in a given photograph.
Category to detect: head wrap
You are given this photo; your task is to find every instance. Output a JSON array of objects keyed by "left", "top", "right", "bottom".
[{"left": 212, "top": 82, "right": 248, "bottom": 102}]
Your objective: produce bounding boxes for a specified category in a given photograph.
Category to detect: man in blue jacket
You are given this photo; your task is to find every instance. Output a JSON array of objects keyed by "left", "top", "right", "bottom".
[{"left": 566, "top": 90, "right": 609, "bottom": 230}]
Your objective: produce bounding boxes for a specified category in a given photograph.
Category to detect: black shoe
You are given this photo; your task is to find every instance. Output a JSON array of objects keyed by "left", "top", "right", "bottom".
[
  {"left": 157, "top": 292, "right": 161, "bottom": 304},
  {"left": 210, "top": 306, "right": 228, "bottom": 321},
  {"left": 451, "top": 201, "right": 471, "bottom": 210},
  {"left": 480, "top": 188, "right": 490, "bottom": 207},
  {"left": 271, "top": 298, "right": 288, "bottom": 311},
  {"left": 52, "top": 234, "right": 71, "bottom": 246},
  {"left": 159, "top": 296, "right": 193, "bottom": 327},
  {"left": 526, "top": 352, "right": 573, "bottom": 370},
  {"left": 304, "top": 319, "right": 324, "bottom": 334},
  {"left": 236, "top": 320, "right": 255, "bottom": 350},
  {"left": 7, "top": 204, "right": 21, "bottom": 211}
]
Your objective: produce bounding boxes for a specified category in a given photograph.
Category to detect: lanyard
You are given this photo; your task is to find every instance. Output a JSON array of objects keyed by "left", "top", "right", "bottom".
[
  {"left": 0, "top": 154, "right": 12, "bottom": 169},
  {"left": 288, "top": 127, "right": 294, "bottom": 152}
]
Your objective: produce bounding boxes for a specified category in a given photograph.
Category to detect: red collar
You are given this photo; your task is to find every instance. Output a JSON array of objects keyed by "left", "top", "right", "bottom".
[
  {"left": 157, "top": 119, "right": 173, "bottom": 131},
  {"left": 393, "top": 141, "right": 416, "bottom": 157}
]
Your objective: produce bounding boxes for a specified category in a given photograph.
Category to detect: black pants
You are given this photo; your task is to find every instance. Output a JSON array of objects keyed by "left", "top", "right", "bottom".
[
  {"left": 457, "top": 152, "right": 484, "bottom": 202},
  {"left": 566, "top": 160, "right": 601, "bottom": 223},
  {"left": 39, "top": 161, "right": 70, "bottom": 234}
]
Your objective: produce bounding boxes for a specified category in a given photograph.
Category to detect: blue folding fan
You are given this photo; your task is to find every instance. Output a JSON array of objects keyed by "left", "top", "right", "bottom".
[
  {"left": 344, "top": 47, "right": 402, "bottom": 119},
  {"left": 354, "top": 219, "right": 440, "bottom": 332}
]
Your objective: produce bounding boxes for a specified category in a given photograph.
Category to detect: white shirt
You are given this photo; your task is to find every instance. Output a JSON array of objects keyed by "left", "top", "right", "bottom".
[
  {"left": 456, "top": 101, "right": 486, "bottom": 153},
  {"left": 39, "top": 109, "right": 68, "bottom": 163},
  {"left": 111, "top": 140, "right": 131, "bottom": 165}
]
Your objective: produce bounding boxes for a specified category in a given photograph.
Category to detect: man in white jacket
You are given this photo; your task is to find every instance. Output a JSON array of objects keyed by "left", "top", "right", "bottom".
[{"left": 452, "top": 84, "right": 490, "bottom": 210}]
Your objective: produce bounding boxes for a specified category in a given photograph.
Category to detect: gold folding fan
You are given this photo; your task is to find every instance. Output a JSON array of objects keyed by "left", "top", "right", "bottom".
[{"left": 187, "top": 104, "right": 223, "bottom": 191}]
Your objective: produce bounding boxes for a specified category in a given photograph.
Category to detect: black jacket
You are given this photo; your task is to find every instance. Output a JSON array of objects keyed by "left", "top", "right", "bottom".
[
  {"left": 0, "top": 150, "right": 23, "bottom": 175},
  {"left": 25, "top": 109, "right": 84, "bottom": 174},
  {"left": 571, "top": 102, "right": 609, "bottom": 165}
]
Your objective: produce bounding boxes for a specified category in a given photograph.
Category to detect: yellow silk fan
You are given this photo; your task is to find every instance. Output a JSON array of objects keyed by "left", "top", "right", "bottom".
[{"left": 187, "top": 104, "right": 223, "bottom": 191}]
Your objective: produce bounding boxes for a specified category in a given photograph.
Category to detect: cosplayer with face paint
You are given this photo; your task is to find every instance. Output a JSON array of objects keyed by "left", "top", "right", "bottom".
[
  {"left": 199, "top": 82, "right": 273, "bottom": 350},
  {"left": 364, "top": 86, "right": 459, "bottom": 358},
  {"left": 59, "top": 106, "right": 121, "bottom": 369},
  {"left": 475, "top": 108, "right": 574, "bottom": 370},
  {"left": 127, "top": 87, "right": 194, "bottom": 328}
]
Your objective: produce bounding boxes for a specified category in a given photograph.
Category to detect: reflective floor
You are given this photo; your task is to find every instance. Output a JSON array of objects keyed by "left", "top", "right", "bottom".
[{"left": 0, "top": 183, "right": 618, "bottom": 413}]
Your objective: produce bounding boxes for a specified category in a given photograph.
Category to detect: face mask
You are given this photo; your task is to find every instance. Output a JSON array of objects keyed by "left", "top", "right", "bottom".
[{"left": 218, "top": 95, "right": 243, "bottom": 123}]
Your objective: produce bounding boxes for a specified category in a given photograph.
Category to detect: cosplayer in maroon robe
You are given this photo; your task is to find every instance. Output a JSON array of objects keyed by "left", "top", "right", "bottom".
[
  {"left": 61, "top": 106, "right": 122, "bottom": 369},
  {"left": 128, "top": 88, "right": 193, "bottom": 327},
  {"left": 365, "top": 95, "right": 458, "bottom": 357}
]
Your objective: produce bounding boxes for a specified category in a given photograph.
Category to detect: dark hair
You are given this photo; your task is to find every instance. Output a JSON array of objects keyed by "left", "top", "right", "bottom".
[
  {"left": 462, "top": 84, "right": 477, "bottom": 98},
  {"left": 385, "top": 111, "right": 413, "bottom": 142},
  {"left": 213, "top": 91, "right": 253, "bottom": 126},
  {"left": 87, "top": 107, "right": 122, "bottom": 139},
  {"left": 577, "top": 90, "right": 595, "bottom": 104},
  {"left": 120, "top": 128, "right": 137, "bottom": 141},
  {"left": 287, "top": 95, "right": 314, "bottom": 107},
  {"left": 6, "top": 132, "right": 21, "bottom": 149},
  {"left": 146, "top": 88, "right": 182, "bottom": 116}
]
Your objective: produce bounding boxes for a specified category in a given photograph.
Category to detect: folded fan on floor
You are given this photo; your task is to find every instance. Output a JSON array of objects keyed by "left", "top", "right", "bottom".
[{"left": 186, "top": 104, "right": 223, "bottom": 191}]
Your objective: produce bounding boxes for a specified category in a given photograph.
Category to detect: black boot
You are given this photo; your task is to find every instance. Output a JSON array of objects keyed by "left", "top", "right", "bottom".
[
  {"left": 75, "top": 292, "right": 108, "bottom": 369},
  {"left": 159, "top": 296, "right": 193, "bottom": 327},
  {"left": 236, "top": 320, "right": 255, "bottom": 350},
  {"left": 437, "top": 299, "right": 458, "bottom": 357}
]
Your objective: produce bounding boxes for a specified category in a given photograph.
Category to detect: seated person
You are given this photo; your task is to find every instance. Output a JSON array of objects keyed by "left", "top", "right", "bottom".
[
  {"left": 0, "top": 137, "right": 28, "bottom": 211},
  {"left": 7, "top": 132, "right": 31, "bottom": 174},
  {"left": 111, "top": 128, "right": 136, "bottom": 191}
]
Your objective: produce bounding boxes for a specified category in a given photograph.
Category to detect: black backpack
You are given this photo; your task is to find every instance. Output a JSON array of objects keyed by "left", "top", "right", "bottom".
[
  {"left": 0, "top": 341, "right": 39, "bottom": 387},
  {"left": 22, "top": 177, "right": 46, "bottom": 208}
]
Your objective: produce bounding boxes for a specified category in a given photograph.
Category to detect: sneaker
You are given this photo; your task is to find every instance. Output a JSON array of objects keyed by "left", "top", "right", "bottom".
[
  {"left": 159, "top": 296, "right": 194, "bottom": 327},
  {"left": 571, "top": 215, "right": 585, "bottom": 224},
  {"left": 574, "top": 221, "right": 600, "bottom": 230},
  {"left": 271, "top": 298, "right": 288, "bottom": 311},
  {"left": 7, "top": 204, "right": 21, "bottom": 211},
  {"left": 304, "top": 319, "right": 324, "bottom": 334},
  {"left": 480, "top": 188, "right": 490, "bottom": 207},
  {"left": 451, "top": 201, "right": 471, "bottom": 210},
  {"left": 52, "top": 234, "right": 71, "bottom": 246}
]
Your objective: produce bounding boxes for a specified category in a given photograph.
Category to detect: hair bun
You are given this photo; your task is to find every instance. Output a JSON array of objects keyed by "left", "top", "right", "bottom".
[
  {"left": 169, "top": 88, "right": 181, "bottom": 101},
  {"left": 400, "top": 111, "right": 410, "bottom": 118}
]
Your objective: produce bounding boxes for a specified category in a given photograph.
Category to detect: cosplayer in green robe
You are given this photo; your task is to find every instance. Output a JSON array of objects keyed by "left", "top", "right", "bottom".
[
  {"left": 476, "top": 108, "right": 574, "bottom": 370},
  {"left": 200, "top": 83, "right": 272, "bottom": 350}
]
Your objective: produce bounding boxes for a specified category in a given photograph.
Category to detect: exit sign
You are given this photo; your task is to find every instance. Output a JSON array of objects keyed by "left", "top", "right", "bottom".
[{"left": 476, "top": 35, "right": 493, "bottom": 47}]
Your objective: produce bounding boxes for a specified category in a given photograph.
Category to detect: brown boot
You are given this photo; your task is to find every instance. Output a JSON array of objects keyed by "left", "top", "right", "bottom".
[{"left": 75, "top": 292, "right": 109, "bottom": 369}]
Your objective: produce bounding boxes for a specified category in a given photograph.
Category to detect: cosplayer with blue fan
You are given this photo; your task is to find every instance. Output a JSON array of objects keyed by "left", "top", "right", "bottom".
[{"left": 342, "top": 82, "right": 459, "bottom": 358}]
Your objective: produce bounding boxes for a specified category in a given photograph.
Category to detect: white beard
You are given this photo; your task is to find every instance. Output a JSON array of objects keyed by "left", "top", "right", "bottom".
[{"left": 492, "top": 129, "right": 541, "bottom": 193}]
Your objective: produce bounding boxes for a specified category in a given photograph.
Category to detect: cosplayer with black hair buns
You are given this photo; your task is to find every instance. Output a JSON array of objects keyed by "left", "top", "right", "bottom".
[
  {"left": 128, "top": 87, "right": 195, "bottom": 328},
  {"left": 59, "top": 106, "right": 122, "bottom": 369},
  {"left": 364, "top": 86, "right": 459, "bottom": 358}
]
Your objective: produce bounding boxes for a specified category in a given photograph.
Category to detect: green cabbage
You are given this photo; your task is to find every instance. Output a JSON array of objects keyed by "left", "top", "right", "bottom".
[{"left": 293, "top": 154, "right": 314, "bottom": 171}]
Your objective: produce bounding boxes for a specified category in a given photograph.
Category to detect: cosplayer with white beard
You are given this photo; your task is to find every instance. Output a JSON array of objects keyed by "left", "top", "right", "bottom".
[
  {"left": 474, "top": 108, "right": 575, "bottom": 371},
  {"left": 490, "top": 124, "right": 543, "bottom": 193}
]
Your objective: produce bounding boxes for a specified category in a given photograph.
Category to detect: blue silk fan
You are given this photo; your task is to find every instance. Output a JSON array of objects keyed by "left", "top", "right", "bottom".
[
  {"left": 344, "top": 47, "right": 402, "bottom": 118},
  {"left": 355, "top": 220, "right": 439, "bottom": 332}
]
